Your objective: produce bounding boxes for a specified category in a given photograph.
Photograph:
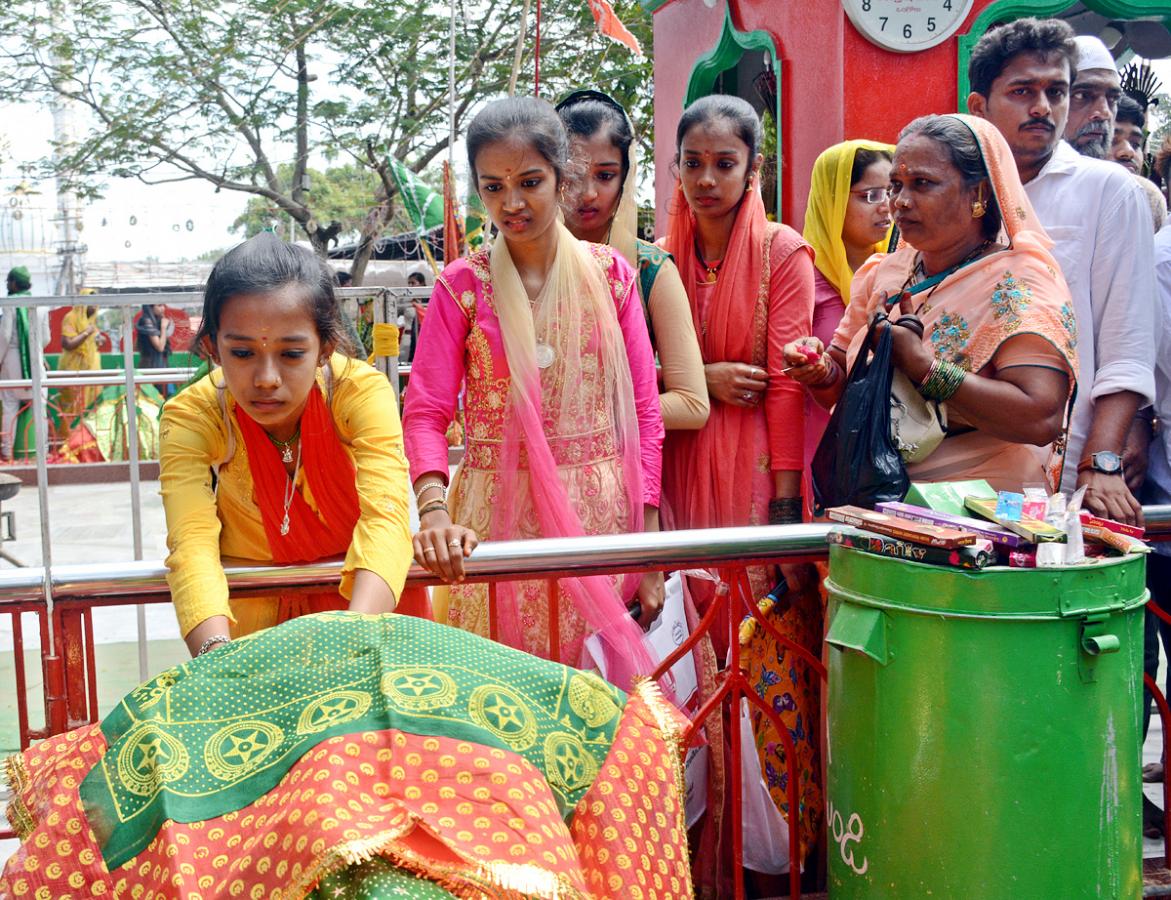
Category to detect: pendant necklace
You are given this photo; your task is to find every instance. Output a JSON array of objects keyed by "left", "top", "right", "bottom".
[
  {"left": 530, "top": 295, "right": 556, "bottom": 369},
  {"left": 535, "top": 341, "right": 556, "bottom": 369},
  {"left": 268, "top": 428, "right": 300, "bottom": 465},
  {"left": 280, "top": 443, "right": 303, "bottom": 537},
  {"left": 695, "top": 239, "right": 723, "bottom": 284}
]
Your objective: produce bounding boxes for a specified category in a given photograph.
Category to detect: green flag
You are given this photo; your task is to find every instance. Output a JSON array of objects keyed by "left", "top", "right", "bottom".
[{"left": 389, "top": 159, "right": 443, "bottom": 232}]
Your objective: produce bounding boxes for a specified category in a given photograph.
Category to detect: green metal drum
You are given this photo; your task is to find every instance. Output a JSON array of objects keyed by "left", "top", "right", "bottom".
[{"left": 825, "top": 545, "right": 1147, "bottom": 899}]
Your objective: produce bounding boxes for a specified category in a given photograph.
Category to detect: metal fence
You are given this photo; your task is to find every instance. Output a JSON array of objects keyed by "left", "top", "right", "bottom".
[
  {"left": 0, "top": 287, "right": 429, "bottom": 685},
  {"left": 3, "top": 287, "right": 1170, "bottom": 894},
  {"left": 2, "top": 516, "right": 1170, "bottom": 898}
]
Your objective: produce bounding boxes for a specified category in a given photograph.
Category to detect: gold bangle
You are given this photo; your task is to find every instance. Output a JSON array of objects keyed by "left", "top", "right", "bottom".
[{"left": 418, "top": 499, "right": 449, "bottom": 518}]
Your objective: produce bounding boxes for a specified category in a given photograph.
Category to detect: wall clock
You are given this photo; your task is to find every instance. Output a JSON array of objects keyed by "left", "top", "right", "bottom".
[{"left": 842, "top": 0, "right": 975, "bottom": 53}]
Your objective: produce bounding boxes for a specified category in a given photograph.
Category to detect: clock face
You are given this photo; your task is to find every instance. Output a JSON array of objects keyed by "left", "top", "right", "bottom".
[{"left": 842, "top": 0, "right": 975, "bottom": 53}]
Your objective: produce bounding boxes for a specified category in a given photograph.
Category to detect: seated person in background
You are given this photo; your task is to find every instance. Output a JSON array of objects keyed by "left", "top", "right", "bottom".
[{"left": 160, "top": 233, "right": 422, "bottom": 659}]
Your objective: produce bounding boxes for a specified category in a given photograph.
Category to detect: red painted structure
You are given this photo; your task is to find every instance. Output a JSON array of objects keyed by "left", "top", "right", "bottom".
[{"left": 646, "top": 0, "right": 996, "bottom": 231}]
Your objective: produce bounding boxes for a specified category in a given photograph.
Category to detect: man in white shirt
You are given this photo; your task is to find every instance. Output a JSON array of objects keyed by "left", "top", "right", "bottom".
[
  {"left": 968, "top": 19, "right": 1156, "bottom": 525},
  {"left": 1140, "top": 222, "right": 1171, "bottom": 834}
]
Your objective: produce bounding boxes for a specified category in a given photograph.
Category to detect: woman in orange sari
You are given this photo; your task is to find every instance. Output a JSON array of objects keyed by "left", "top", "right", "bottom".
[
  {"left": 159, "top": 233, "right": 422, "bottom": 658},
  {"left": 659, "top": 94, "right": 818, "bottom": 891},
  {"left": 786, "top": 114, "right": 1077, "bottom": 492}
]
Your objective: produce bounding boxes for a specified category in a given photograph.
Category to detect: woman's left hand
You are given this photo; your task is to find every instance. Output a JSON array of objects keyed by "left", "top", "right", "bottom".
[
  {"left": 874, "top": 295, "right": 934, "bottom": 383},
  {"left": 633, "top": 570, "right": 665, "bottom": 629}
]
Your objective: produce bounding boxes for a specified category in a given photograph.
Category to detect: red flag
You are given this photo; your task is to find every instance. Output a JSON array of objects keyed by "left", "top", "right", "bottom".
[
  {"left": 442, "top": 160, "right": 463, "bottom": 265},
  {"left": 586, "top": 0, "right": 643, "bottom": 56}
]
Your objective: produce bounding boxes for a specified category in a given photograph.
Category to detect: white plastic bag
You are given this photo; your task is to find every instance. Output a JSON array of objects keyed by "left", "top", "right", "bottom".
[
  {"left": 739, "top": 698, "right": 792, "bottom": 874},
  {"left": 585, "top": 572, "right": 707, "bottom": 824}
]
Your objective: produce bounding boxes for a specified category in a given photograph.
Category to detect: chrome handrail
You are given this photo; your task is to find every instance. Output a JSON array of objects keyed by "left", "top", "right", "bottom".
[{"left": 0, "top": 512, "right": 1165, "bottom": 607}]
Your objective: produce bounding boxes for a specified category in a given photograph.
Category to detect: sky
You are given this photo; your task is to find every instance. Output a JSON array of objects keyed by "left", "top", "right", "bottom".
[
  {"left": 5, "top": 57, "right": 1171, "bottom": 268},
  {"left": 1, "top": 101, "right": 251, "bottom": 263}
]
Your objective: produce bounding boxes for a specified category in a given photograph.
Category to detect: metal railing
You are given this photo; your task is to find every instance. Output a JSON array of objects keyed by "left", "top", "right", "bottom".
[
  {"left": 3, "top": 515, "right": 1170, "bottom": 896},
  {"left": 1, "top": 286, "right": 429, "bottom": 685}
]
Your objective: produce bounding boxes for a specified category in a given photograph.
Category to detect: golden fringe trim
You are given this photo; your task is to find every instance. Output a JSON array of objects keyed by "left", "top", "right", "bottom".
[
  {"left": 3, "top": 753, "right": 35, "bottom": 840},
  {"left": 285, "top": 814, "right": 587, "bottom": 900},
  {"left": 632, "top": 678, "right": 696, "bottom": 895}
]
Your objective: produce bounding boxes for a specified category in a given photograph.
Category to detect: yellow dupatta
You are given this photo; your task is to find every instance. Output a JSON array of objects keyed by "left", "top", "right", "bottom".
[{"left": 803, "top": 139, "right": 894, "bottom": 302}]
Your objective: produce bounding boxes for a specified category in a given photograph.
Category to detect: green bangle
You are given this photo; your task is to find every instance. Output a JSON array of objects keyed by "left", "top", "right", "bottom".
[{"left": 918, "top": 358, "right": 965, "bottom": 402}]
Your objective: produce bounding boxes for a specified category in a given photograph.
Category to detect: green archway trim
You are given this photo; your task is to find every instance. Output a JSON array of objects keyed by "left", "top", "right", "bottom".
[
  {"left": 685, "top": 6, "right": 778, "bottom": 103},
  {"left": 957, "top": 0, "right": 1171, "bottom": 106},
  {"left": 684, "top": 5, "right": 782, "bottom": 216}
]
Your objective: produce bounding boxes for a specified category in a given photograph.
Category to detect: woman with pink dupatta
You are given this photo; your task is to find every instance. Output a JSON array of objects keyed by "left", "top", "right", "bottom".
[{"left": 402, "top": 96, "right": 665, "bottom": 693}]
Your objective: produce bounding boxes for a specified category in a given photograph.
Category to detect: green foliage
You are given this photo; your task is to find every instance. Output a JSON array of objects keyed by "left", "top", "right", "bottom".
[
  {"left": 230, "top": 163, "right": 414, "bottom": 242},
  {"left": 0, "top": 0, "right": 655, "bottom": 267}
]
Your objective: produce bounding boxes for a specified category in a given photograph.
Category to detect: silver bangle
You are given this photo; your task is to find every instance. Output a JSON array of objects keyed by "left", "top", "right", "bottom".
[
  {"left": 197, "top": 634, "right": 231, "bottom": 656},
  {"left": 414, "top": 478, "right": 446, "bottom": 504}
]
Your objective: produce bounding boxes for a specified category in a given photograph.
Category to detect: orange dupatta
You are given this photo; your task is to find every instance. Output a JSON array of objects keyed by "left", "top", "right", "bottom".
[
  {"left": 662, "top": 181, "right": 800, "bottom": 530},
  {"left": 235, "top": 386, "right": 430, "bottom": 618}
]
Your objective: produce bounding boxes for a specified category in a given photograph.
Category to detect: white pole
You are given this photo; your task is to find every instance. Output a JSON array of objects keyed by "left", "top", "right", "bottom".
[
  {"left": 49, "top": 0, "right": 83, "bottom": 297},
  {"left": 449, "top": 0, "right": 457, "bottom": 168}
]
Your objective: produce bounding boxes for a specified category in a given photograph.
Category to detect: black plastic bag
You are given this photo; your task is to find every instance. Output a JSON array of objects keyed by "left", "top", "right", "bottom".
[{"left": 811, "top": 314, "right": 909, "bottom": 513}]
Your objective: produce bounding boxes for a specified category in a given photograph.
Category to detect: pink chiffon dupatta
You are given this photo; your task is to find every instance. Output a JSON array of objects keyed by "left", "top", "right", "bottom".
[{"left": 488, "top": 223, "right": 665, "bottom": 696}]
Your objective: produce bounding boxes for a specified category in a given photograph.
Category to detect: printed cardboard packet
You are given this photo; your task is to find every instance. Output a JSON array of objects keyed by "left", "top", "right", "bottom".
[
  {"left": 826, "top": 505, "right": 977, "bottom": 548},
  {"left": 876, "top": 501, "right": 1026, "bottom": 548},
  {"left": 903, "top": 480, "right": 996, "bottom": 517},
  {"left": 829, "top": 527, "right": 994, "bottom": 570},
  {"left": 963, "top": 495, "right": 1066, "bottom": 543}
]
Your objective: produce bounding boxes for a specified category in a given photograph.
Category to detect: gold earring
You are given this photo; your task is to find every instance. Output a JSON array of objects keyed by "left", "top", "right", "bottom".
[{"left": 972, "top": 184, "right": 987, "bottom": 219}]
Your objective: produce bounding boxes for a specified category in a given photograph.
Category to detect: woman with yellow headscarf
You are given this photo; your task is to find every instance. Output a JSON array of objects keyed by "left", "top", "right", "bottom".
[{"left": 801, "top": 140, "right": 894, "bottom": 472}]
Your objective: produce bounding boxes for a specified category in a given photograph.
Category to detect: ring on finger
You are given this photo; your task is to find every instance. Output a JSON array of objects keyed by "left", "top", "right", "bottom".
[
  {"left": 742, "top": 391, "right": 753, "bottom": 402},
  {"left": 423, "top": 547, "right": 437, "bottom": 556},
  {"left": 447, "top": 539, "right": 462, "bottom": 549}
]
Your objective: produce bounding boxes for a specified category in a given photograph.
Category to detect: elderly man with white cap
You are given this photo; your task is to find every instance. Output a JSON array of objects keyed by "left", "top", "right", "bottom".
[
  {"left": 1066, "top": 34, "right": 1124, "bottom": 159},
  {"left": 968, "top": 18, "right": 1156, "bottom": 526}
]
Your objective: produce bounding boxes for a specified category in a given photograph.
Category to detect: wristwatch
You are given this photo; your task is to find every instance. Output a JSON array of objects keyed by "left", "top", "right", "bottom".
[{"left": 1077, "top": 450, "right": 1124, "bottom": 475}]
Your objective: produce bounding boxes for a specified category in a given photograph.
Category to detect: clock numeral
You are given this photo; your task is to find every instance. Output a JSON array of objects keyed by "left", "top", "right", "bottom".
[
  {"left": 903, "top": 23, "right": 913, "bottom": 38},
  {"left": 861, "top": 0, "right": 870, "bottom": 10},
  {"left": 927, "top": 16, "right": 936, "bottom": 31},
  {"left": 879, "top": 15, "right": 888, "bottom": 30},
  {"left": 943, "top": 0, "right": 952, "bottom": 8}
]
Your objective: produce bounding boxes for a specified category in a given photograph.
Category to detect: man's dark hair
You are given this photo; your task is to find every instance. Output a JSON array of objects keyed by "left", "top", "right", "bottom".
[
  {"left": 968, "top": 17, "right": 1078, "bottom": 97},
  {"left": 1153, "top": 136, "right": 1171, "bottom": 188},
  {"left": 1116, "top": 95, "right": 1146, "bottom": 130}
]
